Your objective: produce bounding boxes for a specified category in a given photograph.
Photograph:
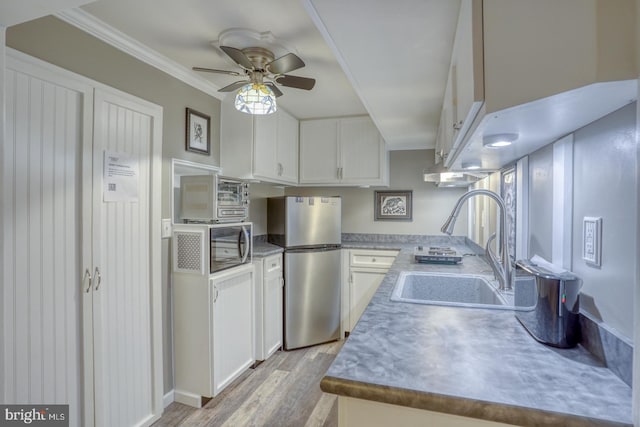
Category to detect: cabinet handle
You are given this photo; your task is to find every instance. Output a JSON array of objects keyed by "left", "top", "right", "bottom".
[
  {"left": 372, "top": 258, "right": 377, "bottom": 263},
  {"left": 214, "top": 286, "right": 219, "bottom": 303},
  {"left": 281, "top": 278, "right": 285, "bottom": 288},
  {"left": 94, "top": 267, "right": 102, "bottom": 291},
  {"left": 83, "top": 268, "right": 92, "bottom": 293}
]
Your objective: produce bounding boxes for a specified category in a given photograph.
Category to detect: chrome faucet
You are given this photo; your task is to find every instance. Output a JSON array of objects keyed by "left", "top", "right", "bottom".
[{"left": 441, "top": 189, "right": 513, "bottom": 291}]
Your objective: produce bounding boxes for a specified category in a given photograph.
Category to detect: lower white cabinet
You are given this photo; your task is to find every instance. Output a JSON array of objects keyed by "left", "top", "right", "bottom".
[
  {"left": 253, "top": 253, "right": 284, "bottom": 361},
  {"left": 174, "top": 264, "right": 255, "bottom": 407},
  {"left": 346, "top": 249, "right": 399, "bottom": 332}
]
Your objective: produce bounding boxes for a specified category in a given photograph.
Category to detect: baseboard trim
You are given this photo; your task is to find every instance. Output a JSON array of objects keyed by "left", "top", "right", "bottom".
[
  {"left": 163, "top": 390, "right": 175, "bottom": 408},
  {"left": 174, "top": 389, "right": 204, "bottom": 408}
]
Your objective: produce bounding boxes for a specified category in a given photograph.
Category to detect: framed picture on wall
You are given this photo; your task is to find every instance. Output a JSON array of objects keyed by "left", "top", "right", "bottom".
[
  {"left": 185, "top": 108, "right": 210, "bottom": 155},
  {"left": 374, "top": 190, "right": 413, "bottom": 221}
]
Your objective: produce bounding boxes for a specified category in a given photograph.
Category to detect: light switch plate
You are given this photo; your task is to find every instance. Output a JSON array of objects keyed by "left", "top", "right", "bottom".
[
  {"left": 161, "top": 218, "right": 172, "bottom": 239},
  {"left": 582, "top": 217, "right": 602, "bottom": 267}
]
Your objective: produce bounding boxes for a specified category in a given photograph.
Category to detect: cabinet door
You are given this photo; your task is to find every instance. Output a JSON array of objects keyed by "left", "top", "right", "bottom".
[
  {"left": 4, "top": 64, "right": 89, "bottom": 427},
  {"left": 263, "top": 268, "right": 283, "bottom": 358},
  {"left": 253, "top": 114, "right": 278, "bottom": 179},
  {"left": 445, "top": 0, "right": 484, "bottom": 165},
  {"left": 299, "top": 119, "right": 340, "bottom": 183},
  {"left": 276, "top": 110, "right": 299, "bottom": 184},
  {"left": 91, "top": 89, "right": 163, "bottom": 427},
  {"left": 349, "top": 269, "right": 387, "bottom": 331},
  {"left": 340, "top": 117, "right": 385, "bottom": 184},
  {"left": 212, "top": 266, "right": 255, "bottom": 396}
]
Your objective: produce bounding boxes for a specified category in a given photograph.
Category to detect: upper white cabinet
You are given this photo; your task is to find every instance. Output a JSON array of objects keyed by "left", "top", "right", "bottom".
[
  {"left": 299, "top": 116, "right": 389, "bottom": 186},
  {"left": 221, "top": 97, "right": 299, "bottom": 185},
  {"left": 436, "top": 0, "right": 483, "bottom": 165},
  {"left": 437, "top": 0, "right": 637, "bottom": 171}
]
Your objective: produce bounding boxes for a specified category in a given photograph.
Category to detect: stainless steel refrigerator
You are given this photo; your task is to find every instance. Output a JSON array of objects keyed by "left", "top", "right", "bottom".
[{"left": 267, "top": 196, "right": 341, "bottom": 350}]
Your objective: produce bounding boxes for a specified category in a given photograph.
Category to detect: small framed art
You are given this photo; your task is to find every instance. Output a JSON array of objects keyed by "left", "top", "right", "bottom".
[
  {"left": 185, "top": 108, "right": 210, "bottom": 155},
  {"left": 374, "top": 190, "right": 413, "bottom": 221}
]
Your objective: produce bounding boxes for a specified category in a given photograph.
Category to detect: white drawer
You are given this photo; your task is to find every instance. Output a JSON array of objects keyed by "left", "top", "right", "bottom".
[
  {"left": 349, "top": 250, "right": 399, "bottom": 269},
  {"left": 264, "top": 254, "right": 282, "bottom": 275}
]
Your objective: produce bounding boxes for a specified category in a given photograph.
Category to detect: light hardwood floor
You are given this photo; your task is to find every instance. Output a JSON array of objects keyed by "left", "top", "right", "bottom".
[{"left": 154, "top": 340, "right": 343, "bottom": 427}]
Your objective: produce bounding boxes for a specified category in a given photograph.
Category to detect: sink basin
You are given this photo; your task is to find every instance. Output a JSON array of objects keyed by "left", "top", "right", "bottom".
[{"left": 390, "top": 271, "right": 511, "bottom": 309}]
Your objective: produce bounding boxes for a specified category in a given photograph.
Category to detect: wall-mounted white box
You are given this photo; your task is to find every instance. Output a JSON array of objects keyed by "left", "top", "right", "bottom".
[{"left": 582, "top": 217, "right": 602, "bottom": 267}]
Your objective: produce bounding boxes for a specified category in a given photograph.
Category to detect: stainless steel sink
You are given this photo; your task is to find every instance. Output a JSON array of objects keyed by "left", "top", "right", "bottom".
[{"left": 390, "top": 271, "right": 514, "bottom": 310}]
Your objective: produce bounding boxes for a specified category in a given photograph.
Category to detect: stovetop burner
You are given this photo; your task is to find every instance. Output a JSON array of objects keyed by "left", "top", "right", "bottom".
[{"left": 414, "top": 246, "right": 462, "bottom": 264}]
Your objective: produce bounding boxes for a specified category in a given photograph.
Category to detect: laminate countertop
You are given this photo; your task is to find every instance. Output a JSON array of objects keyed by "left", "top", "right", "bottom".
[
  {"left": 252, "top": 241, "right": 284, "bottom": 258},
  {"left": 321, "top": 241, "right": 633, "bottom": 426}
]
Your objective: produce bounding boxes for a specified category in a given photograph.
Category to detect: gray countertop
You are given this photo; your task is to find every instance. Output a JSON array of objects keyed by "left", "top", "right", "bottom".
[
  {"left": 321, "top": 240, "right": 633, "bottom": 426},
  {"left": 252, "top": 241, "right": 284, "bottom": 257}
]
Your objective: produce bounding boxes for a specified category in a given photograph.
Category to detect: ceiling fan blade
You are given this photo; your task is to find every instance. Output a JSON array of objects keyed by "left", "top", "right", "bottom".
[
  {"left": 266, "top": 53, "right": 305, "bottom": 75},
  {"left": 218, "top": 80, "right": 250, "bottom": 92},
  {"left": 276, "top": 75, "right": 316, "bottom": 90},
  {"left": 192, "top": 67, "right": 241, "bottom": 76},
  {"left": 220, "top": 46, "right": 255, "bottom": 70},
  {"left": 264, "top": 82, "right": 284, "bottom": 98}
]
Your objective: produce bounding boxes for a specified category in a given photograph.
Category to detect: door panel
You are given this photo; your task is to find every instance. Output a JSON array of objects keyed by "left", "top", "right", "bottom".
[
  {"left": 92, "top": 89, "right": 162, "bottom": 427},
  {"left": 284, "top": 249, "right": 341, "bottom": 349},
  {"left": 3, "top": 63, "right": 90, "bottom": 427}
]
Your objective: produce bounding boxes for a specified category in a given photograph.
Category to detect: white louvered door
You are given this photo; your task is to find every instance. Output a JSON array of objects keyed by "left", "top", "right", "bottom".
[{"left": 3, "top": 50, "right": 163, "bottom": 427}]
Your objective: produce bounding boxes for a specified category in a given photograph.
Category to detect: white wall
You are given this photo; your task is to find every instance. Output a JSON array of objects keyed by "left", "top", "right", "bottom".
[
  {"left": 527, "top": 144, "right": 554, "bottom": 261},
  {"left": 571, "top": 103, "right": 636, "bottom": 340},
  {"left": 283, "top": 150, "right": 469, "bottom": 236},
  {"left": 525, "top": 103, "right": 637, "bottom": 341},
  {"left": 248, "top": 183, "right": 285, "bottom": 236}
]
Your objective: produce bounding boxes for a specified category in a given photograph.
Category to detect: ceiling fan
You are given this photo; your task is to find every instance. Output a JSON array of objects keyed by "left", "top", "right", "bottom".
[{"left": 193, "top": 46, "right": 316, "bottom": 98}]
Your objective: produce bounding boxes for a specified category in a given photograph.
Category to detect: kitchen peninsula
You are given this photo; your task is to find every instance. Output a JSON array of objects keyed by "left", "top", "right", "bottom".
[{"left": 323, "top": 237, "right": 633, "bottom": 427}]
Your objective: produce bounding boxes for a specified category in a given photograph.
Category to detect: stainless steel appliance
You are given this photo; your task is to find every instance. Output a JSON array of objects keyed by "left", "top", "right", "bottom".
[
  {"left": 180, "top": 175, "right": 249, "bottom": 223},
  {"left": 173, "top": 222, "right": 252, "bottom": 275},
  {"left": 515, "top": 259, "right": 582, "bottom": 348},
  {"left": 267, "top": 196, "right": 341, "bottom": 350}
]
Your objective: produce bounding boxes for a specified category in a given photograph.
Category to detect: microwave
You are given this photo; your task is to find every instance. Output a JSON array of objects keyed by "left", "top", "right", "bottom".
[
  {"left": 173, "top": 223, "right": 252, "bottom": 275},
  {"left": 180, "top": 175, "right": 249, "bottom": 223}
]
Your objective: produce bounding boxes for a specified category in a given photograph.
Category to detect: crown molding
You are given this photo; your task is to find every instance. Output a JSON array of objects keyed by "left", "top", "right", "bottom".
[{"left": 54, "top": 8, "right": 225, "bottom": 100}]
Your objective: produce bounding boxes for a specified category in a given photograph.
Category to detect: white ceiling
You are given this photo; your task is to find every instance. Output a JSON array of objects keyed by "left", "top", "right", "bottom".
[{"left": 77, "top": 0, "right": 461, "bottom": 150}]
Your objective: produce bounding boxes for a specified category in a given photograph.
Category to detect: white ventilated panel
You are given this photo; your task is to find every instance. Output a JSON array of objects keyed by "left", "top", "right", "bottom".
[
  {"left": 91, "top": 90, "right": 158, "bottom": 427},
  {"left": 174, "top": 231, "right": 205, "bottom": 274},
  {"left": 3, "top": 67, "right": 84, "bottom": 425}
]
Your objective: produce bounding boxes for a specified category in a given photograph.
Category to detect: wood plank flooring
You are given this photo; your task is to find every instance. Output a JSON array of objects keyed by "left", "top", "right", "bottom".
[{"left": 153, "top": 340, "right": 342, "bottom": 427}]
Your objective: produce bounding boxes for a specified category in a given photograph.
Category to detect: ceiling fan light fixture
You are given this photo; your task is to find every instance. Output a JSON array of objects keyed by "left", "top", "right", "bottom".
[{"left": 235, "top": 83, "right": 277, "bottom": 115}]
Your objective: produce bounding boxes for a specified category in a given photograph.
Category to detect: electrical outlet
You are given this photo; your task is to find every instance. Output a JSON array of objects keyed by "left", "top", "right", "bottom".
[
  {"left": 582, "top": 217, "right": 602, "bottom": 267},
  {"left": 161, "top": 218, "right": 172, "bottom": 239}
]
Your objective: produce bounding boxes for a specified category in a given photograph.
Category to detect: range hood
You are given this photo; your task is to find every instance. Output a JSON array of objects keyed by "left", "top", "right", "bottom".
[{"left": 423, "top": 163, "right": 487, "bottom": 188}]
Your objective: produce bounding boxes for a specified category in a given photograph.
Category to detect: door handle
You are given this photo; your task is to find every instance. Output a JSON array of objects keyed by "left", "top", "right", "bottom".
[
  {"left": 94, "top": 267, "right": 102, "bottom": 291},
  {"left": 239, "top": 226, "right": 250, "bottom": 263},
  {"left": 83, "top": 268, "right": 92, "bottom": 293}
]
